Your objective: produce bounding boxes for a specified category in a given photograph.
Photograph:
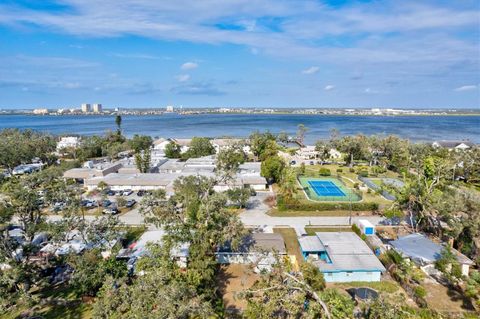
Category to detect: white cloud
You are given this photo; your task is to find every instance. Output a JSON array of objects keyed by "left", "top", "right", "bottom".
[
  {"left": 181, "top": 62, "right": 198, "bottom": 70},
  {"left": 454, "top": 85, "right": 477, "bottom": 92},
  {"left": 364, "top": 88, "right": 380, "bottom": 94},
  {"left": 324, "top": 85, "right": 335, "bottom": 91},
  {"left": 302, "top": 66, "right": 319, "bottom": 75},
  {"left": 175, "top": 74, "right": 190, "bottom": 82}
]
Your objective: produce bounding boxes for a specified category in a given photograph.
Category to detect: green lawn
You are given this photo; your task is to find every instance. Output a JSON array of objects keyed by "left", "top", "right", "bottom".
[
  {"left": 273, "top": 227, "right": 304, "bottom": 265},
  {"left": 296, "top": 164, "right": 393, "bottom": 208},
  {"left": 304, "top": 226, "right": 353, "bottom": 235},
  {"left": 268, "top": 208, "right": 353, "bottom": 217},
  {"left": 331, "top": 280, "right": 400, "bottom": 294}
]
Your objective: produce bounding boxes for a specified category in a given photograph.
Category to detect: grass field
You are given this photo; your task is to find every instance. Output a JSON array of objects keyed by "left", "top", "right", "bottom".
[
  {"left": 273, "top": 227, "right": 304, "bottom": 265},
  {"left": 304, "top": 226, "right": 353, "bottom": 235},
  {"left": 268, "top": 208, "right": 354, "bottom": 217}
]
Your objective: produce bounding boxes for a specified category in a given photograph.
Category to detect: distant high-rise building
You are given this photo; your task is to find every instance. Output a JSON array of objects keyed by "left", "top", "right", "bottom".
[
  {"left": 93, "top": 103, "right": 102, "bottom": 113},
  {"left": 166, "top": 105, "right": 174, "bottom": 112},
  {"left": 81, "top": 103, "right": 91, "bottom": 113}
]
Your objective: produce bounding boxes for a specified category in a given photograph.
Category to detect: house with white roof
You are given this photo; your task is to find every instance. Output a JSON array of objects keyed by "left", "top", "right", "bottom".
[
  {"left": 299, "top": 232, "right": 386, "bottom": 282},
  {"left": 432, "top": 140, "right": 475, "bottom": 151}
]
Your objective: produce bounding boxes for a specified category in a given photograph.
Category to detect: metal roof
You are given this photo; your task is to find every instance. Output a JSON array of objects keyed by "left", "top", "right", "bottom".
[
  {"left": 390, "top": 233, "right": 473, "bottom": 265},
  {"left": 299, "top": 236, "right": 325, "bottom": 252},
  {"left": 313, "top": 232, "right": 386, "bottom": 272}
]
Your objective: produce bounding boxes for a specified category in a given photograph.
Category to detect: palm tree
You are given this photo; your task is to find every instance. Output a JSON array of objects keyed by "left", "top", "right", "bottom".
[
  {"left": 280, "top": 168, "right": 298, "bottom": 203},
  {"left": 115, "top": 115, "right": 122, "bottom": 135}
]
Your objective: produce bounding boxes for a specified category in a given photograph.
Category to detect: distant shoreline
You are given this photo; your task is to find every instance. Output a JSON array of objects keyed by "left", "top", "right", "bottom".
[{"left": 0, "top": 112, "right": 479, "bottom": 117}]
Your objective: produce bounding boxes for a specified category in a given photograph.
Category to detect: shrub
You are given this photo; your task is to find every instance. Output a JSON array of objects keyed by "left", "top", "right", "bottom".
[
  {"left": 358, "top": 170, "right": 369, "bottom": 177},
  {"left": 414, "top": 286, "right": 427, "bottom": 299},
  {"left": 349, "top": 168, "right": 355, "bottom": 173},
  {"left": 352, "top": 224, "right": 361, "bottom": 236},
  {"left": 353, "top": 182, "right": 359, "bottom": 189},
  {"left": 336, "top": 168, "right": 343, "bottom": 173},
  {"left": 319, "top": 168, "right": 331, "bottom": 176},
  {"left": 277, "top": 196, "right": 378, "bottom": 212}
]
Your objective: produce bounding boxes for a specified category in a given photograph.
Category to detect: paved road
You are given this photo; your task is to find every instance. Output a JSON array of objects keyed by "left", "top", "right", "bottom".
[
  {"left": 44, "top": 191, "right": 383, "bottom": 231},
  {"left": 239, "top": 192, "right": 383, "bottom": 230}
]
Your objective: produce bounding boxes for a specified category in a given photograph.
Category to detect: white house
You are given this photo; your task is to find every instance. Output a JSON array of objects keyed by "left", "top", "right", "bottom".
[
  {"left": 296, "top": 145, "right": 318, "bottom": 160},
  {"left": 432, "top": 140, "right": 475, "bottom": 151},
  {"left": 153, "top": 138, "right": 169, "bottom": 151},
  {"left": 299, "top": 232, "right": 386, "bottom": 282},
  {"left": 56, "top": 136, "right": 81, "bottom": 151}
]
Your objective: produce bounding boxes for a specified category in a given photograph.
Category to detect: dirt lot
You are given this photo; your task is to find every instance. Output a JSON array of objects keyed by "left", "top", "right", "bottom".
[
  {"left": 216, "top": 264, "right": 260, "bottom": 313},
  {"left": 423, "top": 281, "right": 475, "bottom": 314}
]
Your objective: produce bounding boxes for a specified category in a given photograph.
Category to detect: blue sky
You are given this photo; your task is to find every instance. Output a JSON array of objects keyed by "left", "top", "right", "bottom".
[{"left": 0, "top": 0, "right": 479, "bottom": 109}]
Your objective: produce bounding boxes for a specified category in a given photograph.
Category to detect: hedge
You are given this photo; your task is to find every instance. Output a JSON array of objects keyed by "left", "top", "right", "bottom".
[{"left": 277, "top": 196, "right": 379, "bottom": 212}]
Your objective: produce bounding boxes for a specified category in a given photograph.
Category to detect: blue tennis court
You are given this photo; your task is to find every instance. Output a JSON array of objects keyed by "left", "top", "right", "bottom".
[{"left": 308, "top": 180, "right": 346, "bottom": 197}]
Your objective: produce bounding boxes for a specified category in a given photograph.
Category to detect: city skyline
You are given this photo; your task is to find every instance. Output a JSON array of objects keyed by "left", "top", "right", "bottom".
[{"left": 0, "top": 0, "right": 479, "bottom": 108}]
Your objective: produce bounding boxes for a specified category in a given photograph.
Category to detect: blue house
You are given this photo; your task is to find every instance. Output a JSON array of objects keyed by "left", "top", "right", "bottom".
[{"left": 298, "top": 232, "right": 386, "bottom": 282}]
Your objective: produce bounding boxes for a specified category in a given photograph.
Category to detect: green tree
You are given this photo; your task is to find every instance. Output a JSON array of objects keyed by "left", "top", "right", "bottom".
[
  {"left": 139, "top": 175, "right": 247, "bottom": 310},
  {"left": 115, "top": 115, "right": 122, "bottom": 134},
  {"left": 69, "top": 249, "right": 127, "bottom": 297},
  {"left": 261, "top": 156, "right": 285, "bottom": 183},
  {"left": 226, "top": 187, "right": 251, "bottom": 208},
  {"left": 135, "top": 150, "right": 151, "bottom": 173},
  {"left": 279, "top": 167, "right": 297, "bottom": 203},
  {"left": 183, "top": 137, "right": 215, "bottom": 158},
  {"left": 277, "top": 130, "right": 289, "bottom": 144},
  {"left": 0, "top": 129, "right": 56, "bottom": 171},
  {"left": 241, "top": 259, "right": 331, "bottom": 319},
  {"left": 165, "top": 141, "right": 182, "bottom": 158},
  {"left": 300, "top": 262, "right": 326, "bottom": 292},
  {"left": 216, "top": 144, "right": 246, "bottom": 182},
  {"left": 129, "top": 134, "right": 153, "bottom": 153},
  {"left": 249, "top": 131, "right": 277, "bottom": 161},
  {"left": 320, "top": 289, "right": 354, "bottom": 319},
  {"left": 296, "top": 124, "right": 308, "bottom": 145}
]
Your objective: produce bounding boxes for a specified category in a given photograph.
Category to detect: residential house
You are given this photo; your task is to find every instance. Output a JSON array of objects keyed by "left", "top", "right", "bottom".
[
  {"left": 432, "top": 140, "right": 475, "bottom": 151},
  {"left": 56, "top": 136, "right": 81, "bottom": 152},
  {"left": 216, "top": 233, "right": 286, "bottom": 272},
  {"left": 63, "top": 162, "right": 123, "bottom": 184},
  {"left": 117, "top": 230, "right": 189, "bottom": 268},
  {"left": 85, "top": 173, "right": 177, "bottom": 191},
  {"left": 298, "top": 232, "right": 386, "bottom": 282},
  {"left": 390, "top": 233, "right": 473, "bottom": 276}
]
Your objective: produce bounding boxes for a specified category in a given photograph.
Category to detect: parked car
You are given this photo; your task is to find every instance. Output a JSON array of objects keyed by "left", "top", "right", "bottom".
[
  {"left": 290, "top": 160, "right": 296, "bottom": 165},
  {"left": 122, "top": 189, "right": 133, "bottom": 196},
  {"left": 103, "top": 207, "right": 119, "bottom": 215},
  {"left": 106, "top": 190, "right": 116, "bottom": 196},
  {"left": 126, "top": 199, "right": 137, "bottom": 208},
  {"left": 137, "top": 190, "right": 146, "bottom": 197},
  {"left": 102, "top": 199, "right": 112, "bottom": 207},
  {"left": 309, "top": 161, "right": 314, "bottom": 165}
]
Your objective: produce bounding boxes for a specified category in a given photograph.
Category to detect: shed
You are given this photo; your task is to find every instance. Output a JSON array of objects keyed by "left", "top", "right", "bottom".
[{"left": 357, "top": 220, "right": 375, "bottom": 236}]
